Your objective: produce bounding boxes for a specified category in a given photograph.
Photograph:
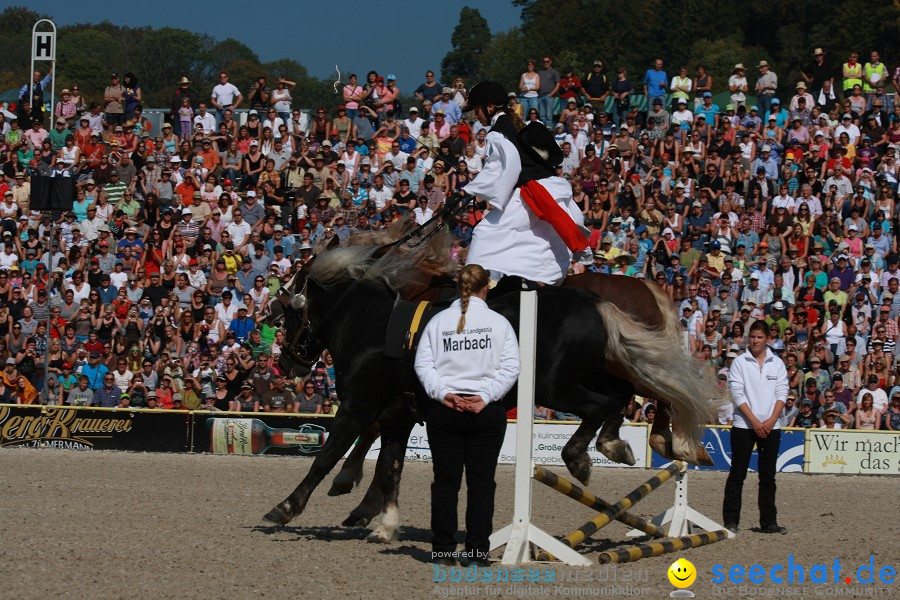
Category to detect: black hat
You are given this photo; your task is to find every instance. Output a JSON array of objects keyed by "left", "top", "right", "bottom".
[
  {"left": 462, "top": 81, "right": 507, "bottom": 112},
  {"left": 518, "top": 122, "right": 564, "bottom": 170}
]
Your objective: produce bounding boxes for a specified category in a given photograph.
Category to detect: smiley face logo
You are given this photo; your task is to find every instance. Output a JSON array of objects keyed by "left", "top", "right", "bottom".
[{"left": 668, "top": 558, "right": 697, "bottom": 588}]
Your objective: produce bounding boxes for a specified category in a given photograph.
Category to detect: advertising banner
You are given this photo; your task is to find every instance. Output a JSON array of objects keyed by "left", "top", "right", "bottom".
[
  {"left": 806, "top": 429, "right": 900, "bottom": 475},
  {"left": 651, "top": 426, "right": 806, "bottom": 473},
  {"left": 0, "top": 404, "right": 189, "bottom": 452},
  {"left": 192, "top": 412, "right": 333, "bottom": 456},
  {"left": 366, "top": 421, "right": 649, "bottom": 468}
]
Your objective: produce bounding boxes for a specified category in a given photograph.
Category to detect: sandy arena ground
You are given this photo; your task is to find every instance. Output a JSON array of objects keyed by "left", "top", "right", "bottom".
[{"left": 1, "top": 448, "right": 897, "bottom": 600}]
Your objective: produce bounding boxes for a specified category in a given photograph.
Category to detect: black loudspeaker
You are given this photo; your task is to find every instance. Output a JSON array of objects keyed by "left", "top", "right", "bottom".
[{"left": 29, "top": 175, "right": 76, "bottom": 212}]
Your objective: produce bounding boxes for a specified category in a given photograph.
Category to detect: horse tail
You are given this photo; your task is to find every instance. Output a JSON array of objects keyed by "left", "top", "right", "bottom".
[{"left": 593, "top": 282, "right": 718, "bottom": 450}]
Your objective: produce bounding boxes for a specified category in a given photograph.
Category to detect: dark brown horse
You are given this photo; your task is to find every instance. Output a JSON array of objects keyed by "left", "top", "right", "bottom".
[{"left": 263, "top": 234, "right": 716, "bottom": 541}]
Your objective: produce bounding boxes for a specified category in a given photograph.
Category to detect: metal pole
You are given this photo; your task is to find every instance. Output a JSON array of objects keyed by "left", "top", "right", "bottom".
[
  {"left": 500, "top": 289, "right": 538, "bottom": 565},
  {"left": 42, "top": 219, "right": 54, "bottom": 404},
  {"left": 29, "top": 25, "right": 35, "bottom": 115},
  {"left": 49, "top": 59, "right": 56, "bottom": 131}
]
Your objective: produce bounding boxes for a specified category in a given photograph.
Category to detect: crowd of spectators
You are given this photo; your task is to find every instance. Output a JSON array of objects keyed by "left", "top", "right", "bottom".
[
  {"left": 556, "top": 51, "right": 900, "bottom": 431},
  {"left": 0, "top": 49, "right": 899, "bottom": 434}
]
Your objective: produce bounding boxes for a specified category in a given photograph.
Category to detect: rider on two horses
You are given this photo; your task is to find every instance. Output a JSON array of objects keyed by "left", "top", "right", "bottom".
[{"left": 460, "top": 81, "right": 593, "bottom": 291}]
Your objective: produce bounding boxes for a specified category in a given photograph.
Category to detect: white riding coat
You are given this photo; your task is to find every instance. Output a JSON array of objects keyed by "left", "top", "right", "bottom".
[{"left": 465, "top": 116, "right": 587, "bottom": 285}]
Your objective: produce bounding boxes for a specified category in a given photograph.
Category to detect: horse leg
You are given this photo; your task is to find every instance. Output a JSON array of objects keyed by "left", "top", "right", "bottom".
[
  {"left": 670, "top": 403, "right": 714, "bottom": 466},
  {"left": 366, "top": 408, "right": 415, "bottom": 544},
  {"left": 329, "top": 422, "right": 381, "bottom": 496},
  {"left": 593, "top": 377, "right": 636, "bottom": 466},
  {"left": 596, "top": 413, "right": 636, "bottom": 466},
  {"left": 648, "top": 398, "right": 713, "bottom": 466},
  {"left": 263, "top": 405, "right": 376, "bottom": 526},
  {"left": 648, "top": 398, "right": 676, "bottom": 460},
  {"left": 341, "top": 447, "right": 385, "bottom": 527},
  {"left": 561, "top": 418, "right": 602, "bottom": 485},
  {"left": 540, "top": 380, "right": 625, "bottom": 485}
]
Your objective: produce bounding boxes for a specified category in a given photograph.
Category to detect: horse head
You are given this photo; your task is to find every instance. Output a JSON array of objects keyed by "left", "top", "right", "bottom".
[{"left": 265, "top": 235, "right": 340, "bottom": 378}]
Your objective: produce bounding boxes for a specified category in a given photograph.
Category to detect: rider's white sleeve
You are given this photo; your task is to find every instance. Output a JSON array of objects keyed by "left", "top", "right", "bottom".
[{"left": 463, "top": 133, "right": 521, "bottom": 211}]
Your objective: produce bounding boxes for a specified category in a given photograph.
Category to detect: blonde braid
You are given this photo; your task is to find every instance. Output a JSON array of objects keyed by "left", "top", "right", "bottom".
[
  {"left": 456, "top": 264, "right": 491, "bottom": 333},
  {"left": 457, "top": 280, "right": 471, "bottom": 333}
]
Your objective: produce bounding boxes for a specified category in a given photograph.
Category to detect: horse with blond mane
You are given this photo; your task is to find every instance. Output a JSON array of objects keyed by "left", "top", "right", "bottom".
[{"left": 260, "top": 222, "right": 717, "bottom": 542}]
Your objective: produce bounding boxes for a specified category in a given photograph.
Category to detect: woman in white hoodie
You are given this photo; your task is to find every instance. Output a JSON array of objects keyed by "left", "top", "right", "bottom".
[{"left": 414, "top": 264, "right": 520, "bottom": 566}]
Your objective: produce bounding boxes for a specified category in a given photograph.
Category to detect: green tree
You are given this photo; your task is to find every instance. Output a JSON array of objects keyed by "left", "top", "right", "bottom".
[
  {"left": 440, "top": 7, "right": 491, "bottom": 84},
  {"left": 479, "top": 28, "right": 530, "bottom": 93},
  {"left": 0, "top": 7, "right": 50, "bottom": 92},
  {"left": 137, "top": 28, "right": 211, "bottom": 107}
]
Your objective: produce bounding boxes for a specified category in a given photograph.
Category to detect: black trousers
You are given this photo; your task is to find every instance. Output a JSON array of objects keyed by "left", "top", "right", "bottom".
[
  {"left": 426, "top": 401, "right": 506, "bottom": 557},
  {"left": 722, "top": 427, "right": 781, "bottom": 528}
]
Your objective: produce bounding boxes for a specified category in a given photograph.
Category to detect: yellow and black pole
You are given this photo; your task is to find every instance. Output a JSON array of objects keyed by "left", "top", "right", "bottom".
[
  {"left": 536, "top": 461, "right": 684, "bottom": 561},
  {"left": 532, "top": 466, "right": 668, "bottom": 539},
  {"left": 598, "top": 529, "right": 729, "bottom": 564}
]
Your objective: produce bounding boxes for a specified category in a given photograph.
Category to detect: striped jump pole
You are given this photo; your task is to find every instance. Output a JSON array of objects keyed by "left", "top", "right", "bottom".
[
  {"left": 597, "top": 529, "right": 729, "bottom": 564},
  {"left": 532, "top": 466, "right": 668, "bottom": 539},
  {"left": 536, "top": 461, "right": 684, "bottom": 561}
]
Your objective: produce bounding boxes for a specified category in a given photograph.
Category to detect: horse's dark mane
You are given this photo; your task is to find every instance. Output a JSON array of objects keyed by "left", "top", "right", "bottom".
[{"left": 309, "top": 219, "right": 455, "bottom": 294}]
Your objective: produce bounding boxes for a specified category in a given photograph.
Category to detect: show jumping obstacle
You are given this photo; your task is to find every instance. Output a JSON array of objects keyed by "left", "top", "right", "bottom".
[{"left": 489, "top": 291, "right": 733, "bottom": 566}]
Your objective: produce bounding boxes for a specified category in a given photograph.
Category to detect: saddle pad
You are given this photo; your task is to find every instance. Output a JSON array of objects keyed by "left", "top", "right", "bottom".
[{"left": 384, "top": 299, "right": 436, "bottom": 359}]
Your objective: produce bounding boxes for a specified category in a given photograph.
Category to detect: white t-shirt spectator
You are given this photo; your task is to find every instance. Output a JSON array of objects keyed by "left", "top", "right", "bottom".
[
  {"left": 834, "top": 123, "right": 860, "bottom": 145},
  {"left": 369, "top": 186, "right": 393, "bottom": 211},
  {"left": 226, "top": 220, "right": 252, "bottom": 246},
  {"left": 112, "top": 368, "right": 134, "bottom": 391},
  {"left": 771, "top": 194, "right": 795, "bottom": 212},
  {"left": 0, "top": 251, "right": 18, "bottom": 270},
  {"left": 211, "top": 83, "right": 241, "bottom": 107},
  {"left": 672, "top": 108, "right": 694, "bottom": 125},
  {"left": 413, "top": 206, "right": 433, "bottom": 225},
  {"left": 271, "top": 256, "right": 291, "bottom": 273},
  {"left": 215, "top": 302, "right": 238, "bottom": 329},
  {"left": 384, "top": 150, "right": 409, "bottom": 171},
  {"left": 264, "top": 117, "right": 285, "bottom": 133},
  {"left": 110, "top": 271, "right": 128, "bottom": 290},
  {"left": 193, "top": 112, "right": 216, "bottom": 135}
]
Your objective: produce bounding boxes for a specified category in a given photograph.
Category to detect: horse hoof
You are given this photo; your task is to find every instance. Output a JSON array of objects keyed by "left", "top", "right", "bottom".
[
  {"left": 262, "top": 502, "right": 294, "bottom": 526},
  {"left": 693, "top": 446, "right": 714, "bottom": 467},
  {"left": 649, "top": 433, "right": 675, "bottom": 460},
  {"left": 366, "top": 527, "right": 397, "bottom": 544},
  {"left": 341, "top": 512, "right": 372, "bottom": 527},
  {"left": 672, "top": 435, "right": 714, "bottom": 467},
  {"left": 563, "top": 453, "right": 592, "bottom": 486},
  {"left": 328, "top": 482, "right": 354, "bottom": 497},
  {"left": 598, "top": 439, "right": 636, "bottom": 466}
]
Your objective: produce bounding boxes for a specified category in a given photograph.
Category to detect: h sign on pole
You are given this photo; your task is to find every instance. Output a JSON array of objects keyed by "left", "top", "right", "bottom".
[
  {"left": 30, "top": 19, "right": 57, "bottom": 128},
  {"left": 32, "top": 30, "right": 55, "bottom": 61},
  {"left": 488, "top": 290, "right": 593, "bottom": 566}
]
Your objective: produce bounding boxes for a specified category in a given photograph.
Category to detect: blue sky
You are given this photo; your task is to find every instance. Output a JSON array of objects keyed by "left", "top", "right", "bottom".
[{"left": 21, "top": 1, "right": 522, "bottom": 92}]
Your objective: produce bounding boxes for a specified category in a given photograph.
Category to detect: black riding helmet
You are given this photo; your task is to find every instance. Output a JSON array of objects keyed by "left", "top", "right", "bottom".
[{"left": 462, "top": 81, "right": 508, "bottom": 112}]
